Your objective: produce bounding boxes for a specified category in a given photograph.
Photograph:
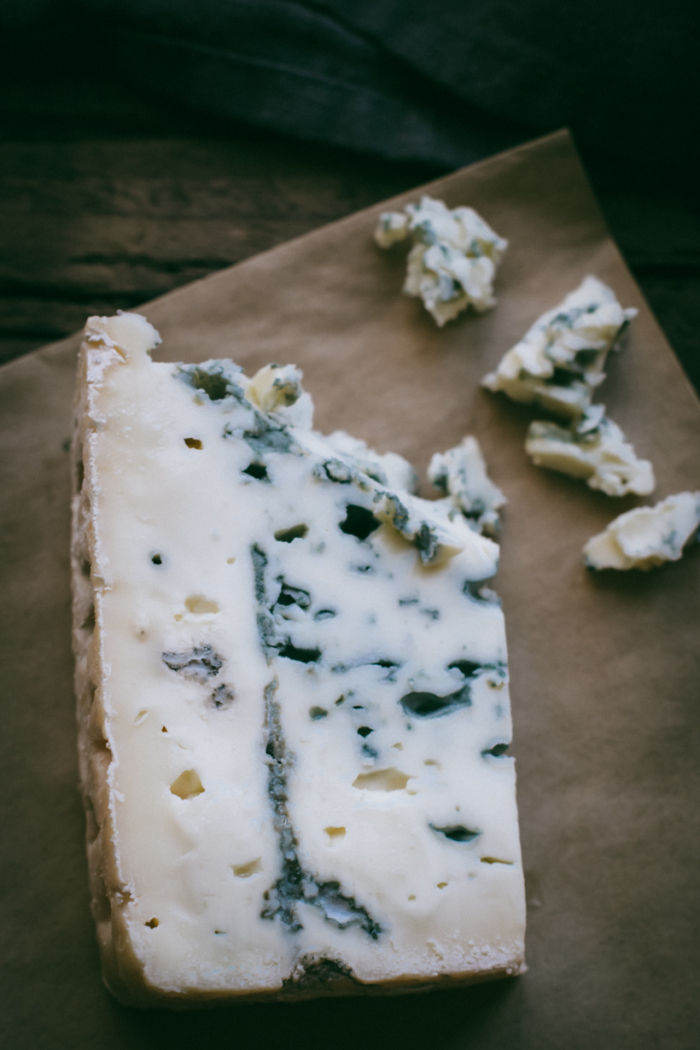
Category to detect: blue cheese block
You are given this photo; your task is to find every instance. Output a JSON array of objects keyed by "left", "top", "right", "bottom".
[{"left": 71, "top": 312, "right": 525, "bottom": 1006}]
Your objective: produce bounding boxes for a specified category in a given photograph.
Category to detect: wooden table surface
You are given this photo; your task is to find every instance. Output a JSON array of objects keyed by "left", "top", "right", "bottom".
[{"left": 1, "top": 37, "right": 698, "bottom": 396}]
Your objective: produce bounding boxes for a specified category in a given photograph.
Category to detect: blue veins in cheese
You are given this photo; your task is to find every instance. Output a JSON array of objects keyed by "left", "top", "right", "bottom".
[
  {"left": 482, "top": 276, "right": 637, "bottom": 419},
  {"left": 525, "top": 404, "right": 655, "bottom": 497},
  {"left": 583, "top": 492, "right": 700, "bottom": 570},
  {"left": 374, "top": 195, "right": 508, "bottom": 326},
  {"left": 428, "top": 436, "right": 507, "bottom": 538},
  {"left": 70, "top": 312, "right": 525, "bottom": 1006}
]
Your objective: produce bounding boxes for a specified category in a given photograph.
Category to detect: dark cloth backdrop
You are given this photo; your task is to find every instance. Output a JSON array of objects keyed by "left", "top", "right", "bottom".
[
  {"left": 0, "top": 0, "right": 698, "bottom": 388},
  {"left": 1, "top": 0, "right": 698, "bottom": 185}
]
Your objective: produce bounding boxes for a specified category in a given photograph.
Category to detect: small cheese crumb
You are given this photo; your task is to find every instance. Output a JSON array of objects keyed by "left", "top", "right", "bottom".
[
  {"left": 482, "top": 277, "right": 637, "bottom": 420},
  {"left": 525, "top": 405, "right": 655, "bottom": 497},
  {"left": 584, "top": 492, "right": 700, "bottom": 570},
  {"left": 428, "top": 436, "right": 506, "bottom": 537},
  {"left": 374, "top": 196, "right": 507, "bottom": 325}
]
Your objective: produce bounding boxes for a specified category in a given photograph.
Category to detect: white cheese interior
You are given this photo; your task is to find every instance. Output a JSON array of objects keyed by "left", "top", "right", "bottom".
[{"left": 71, "top": 312, "right": 525, "bottom": 1005}]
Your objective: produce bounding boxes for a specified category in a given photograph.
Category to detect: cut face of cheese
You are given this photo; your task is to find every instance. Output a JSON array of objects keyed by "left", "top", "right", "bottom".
[{"left": 71, "top": 312, "right": 525, "bottom": 1006}]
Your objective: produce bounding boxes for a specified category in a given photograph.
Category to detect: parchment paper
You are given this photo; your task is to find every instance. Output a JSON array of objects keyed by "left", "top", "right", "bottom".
[{"left": 1, "top": 130, "right": 699, "bottom": 1050}]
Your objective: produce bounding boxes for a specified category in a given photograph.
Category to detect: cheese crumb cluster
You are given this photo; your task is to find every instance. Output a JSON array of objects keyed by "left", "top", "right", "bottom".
[
  {"left": 584, "top": 492, "right": 700, "bottom": 570},
  {"left": 429, "top": 436, "right": 507, "bottom": 538},
  {"left": 375, "top": 196, "right": 508, "bottom": 326},
  {"left": 525, "top": 405, "right": 655, "bottom": 497},
  {"left": 481, "top": 275, "right": 655, "bottom": 502},
  {"left": 482, "top": 276, "right": 636, "bottom": 420}
]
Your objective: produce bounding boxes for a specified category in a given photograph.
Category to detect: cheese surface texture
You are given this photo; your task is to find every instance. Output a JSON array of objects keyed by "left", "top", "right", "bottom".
[
  {"left": 482, "top": 277, "right": 637, "bottom": 419},
  {"left": 584, "top": 492, "right": 700, "bottom": 570},
  {"left": 525, "top": 405, "right": 655, "bottom": 497},
  {"left": 71, "top": 313, "right": 525, "bottom": 1005},
  {"left": 375, "top": 196, "right": 508, "bottom": 325}
]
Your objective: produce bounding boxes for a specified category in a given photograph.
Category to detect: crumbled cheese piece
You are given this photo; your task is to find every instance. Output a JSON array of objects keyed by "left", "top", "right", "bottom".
[
  {"left": 584, "top": 492, "right": 700, "bottom": 570},
  {"left": 374, "top": 196, "right": 508, "bottom": 326},
  {"left": 428, "top": 436, "right": 506, "bottom": 538},
  {"left": 525, "top": 405, "right": 655, "bottom": 497},
  {"left": 374, "top": 211, "right": 409, "bottom": 247},
  {"left": 71, "top": 312, "right": 526, "bottom": 1006},
  {"left": 482, "top": 277, "right": 637, "bottom": 419}
]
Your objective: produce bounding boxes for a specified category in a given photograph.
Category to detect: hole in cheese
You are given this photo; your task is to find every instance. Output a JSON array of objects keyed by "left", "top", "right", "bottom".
[
  {"left": 274, "top": 523, "right": 309, "bottom": 543},
  {"left": 339, "top": 504, "right": 381, "bottom": 541},
  {"left": 184, "top": 595, "right": 220, "bottom": 615},
  {"left": 184, "top": 437, "right": 203, "bottom": 449},
  {"left": 243, "top": 462, "right": 268, "bottom": 480},
  {"left": 145, "top": 917, "right": 159, "bottom": 928},
  {"left": 430, "top": 824, "right": 480, "bottom": 843},
  {"left": 352, "top": 768, "right": 411, "bottom": 791},
  {"left": 324, "top": 826, "right": 346, "bottom": 841},
  {"left": 278, "top": 642, "right": 321, "bottom": 664},
  {"left": 170, "top": 769, "right": 205, "bottom": 799},
  {"left": 232, "top": 858, "right": 263, "bottom": 878}
]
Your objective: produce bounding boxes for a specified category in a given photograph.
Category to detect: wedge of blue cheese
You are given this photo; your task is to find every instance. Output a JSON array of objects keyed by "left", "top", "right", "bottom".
[
  {"left": 525, "top": 405, "right": 655, "bottom": 497},
  {"left": 482, "top": 277, "right": 637, "bottom": 419},
  {"left": 584, "top": 492, "right": 700, "bottom": 570},
  {"left": 374, "top": 195, "right": 508, "bottom": 325},
  {"left": 71, "top": 312, "right": 525, "bottom": 1006}
]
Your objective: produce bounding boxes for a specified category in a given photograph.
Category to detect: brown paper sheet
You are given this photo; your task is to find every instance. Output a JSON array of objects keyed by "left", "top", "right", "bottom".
[{"left": 1, "top": 130, "right": 699, "bottom": 1049}]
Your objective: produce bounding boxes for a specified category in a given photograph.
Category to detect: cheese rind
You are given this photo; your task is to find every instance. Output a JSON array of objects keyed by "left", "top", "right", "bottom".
[
  {"left": 525, "top": 405, "right": 655, "bottom": 497},
  {"left": 583, "top": 492, "right": 700, "bottom": 570},
  {"left": 375, "top": 196, "right": 508, "bottom": 325},
  {"left": 71, "top": 313, "right": 525, "bottom": 1006},
  {"left": 482, "top": 277, "right": 637, "bottom": 419}
]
